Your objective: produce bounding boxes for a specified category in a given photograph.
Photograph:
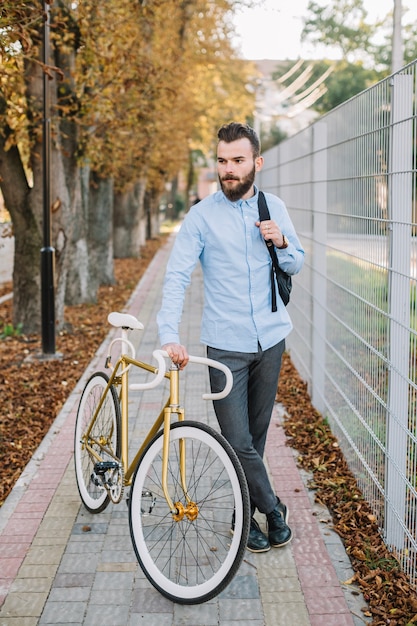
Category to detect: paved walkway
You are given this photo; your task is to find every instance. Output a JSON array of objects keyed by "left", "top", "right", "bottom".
[{"left": 0, "top": 235, "right": 370, "bottom": 626}]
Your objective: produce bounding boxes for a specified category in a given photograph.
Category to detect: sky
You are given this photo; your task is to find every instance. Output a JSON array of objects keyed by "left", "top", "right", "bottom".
[{"left": 231, "top": 0, "right": 417, "bottom": 60}]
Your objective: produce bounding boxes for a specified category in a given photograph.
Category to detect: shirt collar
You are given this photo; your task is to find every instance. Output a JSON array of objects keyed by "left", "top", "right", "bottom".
[{"left": 215, "top": 185, "right": 260, "bottom": 208}]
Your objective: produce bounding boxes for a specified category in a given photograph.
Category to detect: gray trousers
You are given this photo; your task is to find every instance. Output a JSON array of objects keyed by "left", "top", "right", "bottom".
[{"left": 207, "top": 340, "right": 285, "bottom": 515}]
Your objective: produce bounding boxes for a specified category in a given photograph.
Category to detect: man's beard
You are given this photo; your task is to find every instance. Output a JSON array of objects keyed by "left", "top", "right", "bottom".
[{"left": 219, "top": 165, "right": 256, "bottom": 202}]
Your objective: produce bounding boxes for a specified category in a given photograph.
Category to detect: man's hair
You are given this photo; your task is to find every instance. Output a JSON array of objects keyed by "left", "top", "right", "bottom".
[{"left": 217, "top": 122, "right": 261, "bottom": 158}]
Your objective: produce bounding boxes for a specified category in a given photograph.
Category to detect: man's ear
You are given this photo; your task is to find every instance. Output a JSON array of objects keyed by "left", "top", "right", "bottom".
[{"left": 255, "top": 156, "right": 264, "bottom": 172}]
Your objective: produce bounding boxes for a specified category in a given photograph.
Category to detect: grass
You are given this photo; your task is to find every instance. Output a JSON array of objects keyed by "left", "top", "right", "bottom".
[{"left": 0, "top": 322, "right": 23, "bottom": 338}]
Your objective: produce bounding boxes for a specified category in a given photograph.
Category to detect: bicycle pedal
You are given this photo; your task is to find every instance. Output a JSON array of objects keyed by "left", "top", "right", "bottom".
[
  {"left": 141, "top": 490, "right": 156, "bottom": 514},
  {"left": 90, "top": 472, "right": 105, "bottom": 489},
  {"left": 94, "top": 461, "right": 119, "bottom": 475}
]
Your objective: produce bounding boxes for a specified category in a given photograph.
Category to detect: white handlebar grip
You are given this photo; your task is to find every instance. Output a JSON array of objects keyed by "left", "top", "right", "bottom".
[
  {"left": 187, "top": 355, "right": 233, "bottom": 400},
  {"left": 129, "top": 349, "right": 167, "bottom": 390}
]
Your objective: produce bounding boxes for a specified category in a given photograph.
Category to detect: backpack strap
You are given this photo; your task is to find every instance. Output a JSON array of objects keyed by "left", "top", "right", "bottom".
[{"left": 258, "top": 191, "right": 279, "bottom": 312}]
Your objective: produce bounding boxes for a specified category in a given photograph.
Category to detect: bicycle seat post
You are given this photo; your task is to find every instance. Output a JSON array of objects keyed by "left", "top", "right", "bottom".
[{"left": 120, "top": 326, "right": 130, "bottom": 358}]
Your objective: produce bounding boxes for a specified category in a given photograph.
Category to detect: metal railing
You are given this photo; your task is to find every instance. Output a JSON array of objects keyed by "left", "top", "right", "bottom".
[{"left": 258, "top": 60, "right": 417, "bottom": 586}]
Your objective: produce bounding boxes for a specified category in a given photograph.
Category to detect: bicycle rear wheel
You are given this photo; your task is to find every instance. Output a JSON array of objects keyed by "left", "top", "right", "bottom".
[
  {"left": 129, "top": 420, "right": 250, "bottom": 604},
  {"left": 74, "top": 372, "right": 121, "bottom": 513}
]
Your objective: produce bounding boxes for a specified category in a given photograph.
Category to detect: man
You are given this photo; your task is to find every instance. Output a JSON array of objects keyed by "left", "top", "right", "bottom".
[{"left": 157, "top": 122, "right": 304, "bottom": 552}]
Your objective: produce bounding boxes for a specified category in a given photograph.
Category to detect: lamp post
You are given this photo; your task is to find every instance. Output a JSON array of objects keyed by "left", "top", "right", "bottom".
[{"left": 40, "top": 0, "right": 56, "bottom": 354}]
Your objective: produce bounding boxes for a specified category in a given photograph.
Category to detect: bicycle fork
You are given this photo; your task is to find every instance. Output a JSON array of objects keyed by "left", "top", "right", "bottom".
[{"left": 162, "top": 364, "right": 198, "bottom": 522}]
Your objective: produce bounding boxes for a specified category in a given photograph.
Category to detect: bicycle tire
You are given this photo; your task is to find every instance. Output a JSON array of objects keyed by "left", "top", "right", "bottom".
[
  {"left": 74, "top": 372, "right": 121, "bottom": 513},
  {"left": 129, "top": 420, "right": 250, "bottom": 604}
]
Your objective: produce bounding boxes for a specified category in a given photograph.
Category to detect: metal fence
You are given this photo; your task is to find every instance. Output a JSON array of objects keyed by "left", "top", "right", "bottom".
[{"left": 258, "top": 60, "right": 417, "bottom": 586}]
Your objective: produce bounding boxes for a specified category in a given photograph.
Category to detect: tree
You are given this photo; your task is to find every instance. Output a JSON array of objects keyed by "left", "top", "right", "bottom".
[
  {"left": 372, "top": 13, "right": 417, "bottom": 70},
  {"left": 0, "top": 0, "right": 255, "bottom": 334},
  {"left": 302, "top": 0, "right": 417, "bottom": 74},
  {"left": 301, "top": 0, "right": 376, "bottom": 63},
  {"left": 0, "top": 1, "right": 79, "bottom": 334},
  {"left": 304, "top": 60, "right": 381, "bottom": 114}
]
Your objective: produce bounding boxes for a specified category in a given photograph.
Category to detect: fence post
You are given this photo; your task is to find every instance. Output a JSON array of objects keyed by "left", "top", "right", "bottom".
[
  {"left": 386, "top": 73, "right": 413, "bottom": 549},
  {"left": 311, "top": 123, "right": 327, "bottom": 413}
]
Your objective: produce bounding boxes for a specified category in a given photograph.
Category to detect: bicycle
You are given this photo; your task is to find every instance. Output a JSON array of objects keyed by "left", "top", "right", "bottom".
[{"left": 74, "top": 311, "right": 250, "bottom": 604}]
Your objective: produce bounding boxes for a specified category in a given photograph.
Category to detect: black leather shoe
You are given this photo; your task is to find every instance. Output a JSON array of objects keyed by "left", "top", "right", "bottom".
[
  {"left": 247, "top": 518, "right": 270, "bottom": 553},
  {"left": 267, "top": 498, "right": 293, "bottom": 547}
]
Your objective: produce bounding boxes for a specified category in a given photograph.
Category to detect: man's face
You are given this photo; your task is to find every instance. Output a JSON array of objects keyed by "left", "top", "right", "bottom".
[{"left": 217, "top": 138, "right": 263, "bottom": 202}]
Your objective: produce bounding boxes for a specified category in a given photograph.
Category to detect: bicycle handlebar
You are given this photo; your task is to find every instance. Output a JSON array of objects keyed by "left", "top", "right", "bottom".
[
  {"left": 128, "top": 351, "right": 233, "bottom": 400},
  {"left": 186, "top": 355, "right": 233, "bottom": 400},
  {"left": 108, "top": 313, "right": 233, "bottom": 398},
  {"left": 129, "top": 350, "right": 167, "bottom": 391}
]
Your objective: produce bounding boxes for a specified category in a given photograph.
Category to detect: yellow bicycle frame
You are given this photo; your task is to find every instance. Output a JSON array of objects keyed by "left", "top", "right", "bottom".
[{"left": 83, "top": 353, "right": 189, "bottom": 515}]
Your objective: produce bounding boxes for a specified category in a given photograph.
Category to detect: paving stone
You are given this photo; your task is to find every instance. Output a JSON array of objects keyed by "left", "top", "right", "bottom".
[
  {"left": 23, "top": 546, "right": 64, "bottom": 566},
  {"left": 172, "top": 601, "right": 218, "bottom": 626},
  {"left": 128, "top": 614, "right": 174, "bottom": 626},
  {"left": 52, "top": 573, "right": 94, "bottom": 589},
  {"left": 219, "top": 598, "right": 264, "bottom": 621},
  {"left": 92, "top": 570, "right": 134, "bottom": 590},
  {"left": 16, "top": 564, "right": 59, "bottom": 580},
  {"left": 82, "top": 602, "right": 129, "bottom": 626},
  {"left": 65, "top": 540, "right": 105, "bottom": 554},
  {"left": 57, "top": 553, "right": 99, "bottom": 575},
  {"left": 96, "top": 562, "right": 137, "bottom": 572},
  {"left": 0, "top": 591, "right": 49, "bottom": 618},
  {"left": 131, "top": 587, "right": 173, "bottom": 613},
  {"left": 89, "top": 588, "right": 131, "bottom": 606},
  {"left": 218, "top": 574, "right": 260, "bottom": 599},
  {"left": 263, "top": 601, "right": 311, "bottom": 626},
  {"left": 47, "top": 586, "right": 90, "bottom": 602},
  {"left": 99, "top": 549, "right": 136, "bottom": 563},
  {"left": 9, "top": 578, "right": 53, "bottom": 593},
  {"left": 38, "top": 601, "right": 86, "bottom": 624},
  {"left": 71, "top": 523, "right": 108, "bottom": 535}
]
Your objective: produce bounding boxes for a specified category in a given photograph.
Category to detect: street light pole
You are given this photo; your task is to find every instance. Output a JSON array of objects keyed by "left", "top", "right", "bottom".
[{"left": 41, "top": 0, "right": 56, "bottom": 354}]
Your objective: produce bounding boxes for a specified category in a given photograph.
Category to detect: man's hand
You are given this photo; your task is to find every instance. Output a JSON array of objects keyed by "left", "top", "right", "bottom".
[
  {"left": 255, "top": 220, "right": 284, "bottom": 248},
  {"left": 162, "top": 343, "right": 189, "bottom": 369}
]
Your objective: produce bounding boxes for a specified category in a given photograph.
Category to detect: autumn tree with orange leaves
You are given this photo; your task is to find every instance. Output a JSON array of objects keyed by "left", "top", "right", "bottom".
[{"left": 0, "top": 0, "right": 255, "bottom": 333}]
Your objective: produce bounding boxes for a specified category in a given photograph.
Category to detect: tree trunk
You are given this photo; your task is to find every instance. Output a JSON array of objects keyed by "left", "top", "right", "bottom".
[
  {"left": 144, "top": 188, "right": 162, "bottom": 240},
  {"left": 50, "top": 120, "right": 83, "bottom": 325},
  {"left": 113, "top": 180, "right": 146, "bottom": 258},
  {"left": 64, "top": 166, "right": 97, "bottom": 305},
  {"left": 88, "top": 173, "right": 115, "bottom": 286},
  {"left": 0, "top": 134, "right": 42, "bottom": 334},
  {"left": 150, "top": 191, "right": 161, "bottom": 239}
]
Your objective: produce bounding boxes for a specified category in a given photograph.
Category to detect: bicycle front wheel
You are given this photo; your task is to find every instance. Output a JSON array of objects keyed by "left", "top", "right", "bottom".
[
  {"left": 129, "top": 420, "right": 250, "bottom": 604},
  {"left": 74, "top": 372, "right": 121, "bottom": 513}
]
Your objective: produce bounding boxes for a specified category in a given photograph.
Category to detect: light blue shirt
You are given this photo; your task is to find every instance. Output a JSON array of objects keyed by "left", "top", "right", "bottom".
[{"left": 157, "top": 187, "right": 304, "bottom": 352}]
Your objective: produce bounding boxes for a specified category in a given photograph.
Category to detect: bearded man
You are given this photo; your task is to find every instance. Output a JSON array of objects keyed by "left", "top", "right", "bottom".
[{"left": 157, "top": 122, "right": 304, "bottom": 552}]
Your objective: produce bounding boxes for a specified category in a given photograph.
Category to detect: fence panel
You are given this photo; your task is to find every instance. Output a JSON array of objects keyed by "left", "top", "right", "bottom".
[{"left": 258, "top": 61, "right": 417, "bottom": 585}]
